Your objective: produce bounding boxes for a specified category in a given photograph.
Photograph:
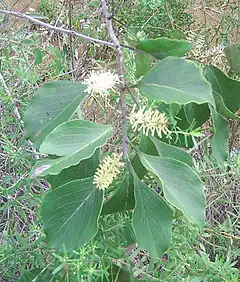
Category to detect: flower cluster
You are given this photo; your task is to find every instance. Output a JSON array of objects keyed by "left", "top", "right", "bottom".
[
  {"left": 93, "top": 153, "right": 125, "bottom": 190},
  {"left": 129, "top": 105, "right": 169, "bottom": 138},
  {"left": 83, "top": 70, "right": 119, "bottom": 97}
]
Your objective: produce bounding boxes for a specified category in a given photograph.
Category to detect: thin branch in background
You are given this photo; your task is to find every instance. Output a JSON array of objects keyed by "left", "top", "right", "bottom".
[
  {"left": 0, "top": 9, "right": 135, "bottom": 51},
  {"left": 68, "top": 0, "right": 75, "bottom": 79},
  {"left": 7, "top": 0, "right": 35, "bottom": 30},
  {"left": 43, "top": 3, "right": 65, "bottom": 48},
  {"left": 101, "top": 0, "right": 129, "bottom": 159},
  {"left": 0, "top": 9, "right": 115, "bottom": 48},
  {"left": 127, "top": 86, "right": 140, "bottom": 110}
]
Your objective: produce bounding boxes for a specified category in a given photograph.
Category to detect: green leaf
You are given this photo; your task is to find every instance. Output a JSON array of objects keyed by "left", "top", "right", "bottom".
[
  {"left": 212, "top": 91, "right": 240, "bottom": 120},
  {"left": 174, "top": 103, "right": 210, "bottom": 149},
  {"left": 139, "top": 135, "right": 158, "bottom": 155},
  {"left": 132, "top": 175, "right": 173, "bottom": 258},
  {"left": 131, "top": 136, "right": 158, "bottom": 180},
  {"left": 136, "top": 38, "right": 191, "bottom": 59},
  {"left": 150, "top": 136, "right": 193, "bottom": 167},
  {"left": 47, "top": 149, "right": 100, "bottom": 189},
  {"left": 204, "top": 65, "right": 240, "bottom": 117},
  {"left": 176, "top": 103, "right": 210, "bottom": 131},
  {"left": 184, "top": 103, "right": 210, "bottom": 127},
  {"left": 135, "top": 51, "right": 152, "bottom": 78},
  {"left": 41, "top": 178, "right": 103, "bottom": 250},
  {"left": 138, "top": 57, "right": 214, "bottom": 106},
  {"left": 30, "top": 120, "right": 113, "bottom": 177},
  {"left": 139, "top": 153, "right": 205, "bottom": 228},
  {"left": 31, "top": 120, "right": 113, "bottom": 177},
  {"left": 102, "top": 169, "right": 135, "bottom": 215},
  {"left": 34, "top": 47, "right": 43, "bottom": 65},
  {"left": 224, "top": 44, "right": 240, "bottom": 74},
  {"left": 210, "top": 108, "right": 229, "bottom": 167},
  {"left": 169, "top": 103, "right": 182, "bottom": 117},
  {"left": 131, "top": 153, "right": 147, "bottom": 180},
  {"left": 24, "top": 81, "right": 87, "bottom": 148}
]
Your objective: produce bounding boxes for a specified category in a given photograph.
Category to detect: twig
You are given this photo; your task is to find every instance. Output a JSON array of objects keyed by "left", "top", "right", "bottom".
[
  {"left": 0, "top": 9, "right": 114, "bottom": 47},
  {"left": 126, "top": 86, "right": 140, "bottom": 109},
  {"left": 43, "top": 3, "right": 64, "bottom": 48},
  {"left": 165, "top": 2, "right": 174, "bottom": 30},
  {"left": 68, "top": 0, "right": 75, "bottom": 78},
  {"left": 101, "top": 0, "right": 128, "bottom": 159},
  {"left": 0, "top": 9, "right": 134, "bottom": 51}
]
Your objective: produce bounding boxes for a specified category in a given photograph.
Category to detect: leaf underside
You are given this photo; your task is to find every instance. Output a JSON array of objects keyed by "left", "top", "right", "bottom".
[
  {"left": 24, "top": 81, "right": 87, "bottom": 148},
  {"left": 41, "top": 178, "right": 103, "bottom": 250},
  {"left": 31, "top": 120, "right": 113, "bottom": 177},
  {"left": 139, "top": 153, "right": 205, "bottom": 228},
  {"left": 132, "top": 175, "right": 173, "bottom": 258}
]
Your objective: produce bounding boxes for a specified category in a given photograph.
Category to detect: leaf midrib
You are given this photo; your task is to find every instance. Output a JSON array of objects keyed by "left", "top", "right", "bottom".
[
  {"left": 52, "top": 187, "right": 95, "bottom": 238},
  {"left": 52, "top": 127, "right": 110, "bottom": 162},
  {"left": 42, "top": 126, "right": 110, "bottom": 154},
  {"left": 36, "top": 90, "right": 86, "bottom": 140},
  {"left": 141, "top": 83, "right": 212, "bottom": 104},
  {"left": 139, "top": 155, "right": 187, "bottom": 212},
  {"left": 40, "top": 127, "right": 112, "bottom": 175}
]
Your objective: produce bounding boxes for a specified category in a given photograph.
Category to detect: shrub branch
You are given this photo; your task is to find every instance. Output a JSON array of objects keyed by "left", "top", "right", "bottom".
[
  {"left": 0, "top": 9, "right": 134, "bottom": 51},
  {"left": 0, "top": 6, "right": 130, "bottom": 158},
  {"left": 101, "top": 0, "right": 129, "bottom": 159}
]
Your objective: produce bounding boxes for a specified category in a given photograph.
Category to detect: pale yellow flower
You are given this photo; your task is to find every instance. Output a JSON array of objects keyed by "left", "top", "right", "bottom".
[
  {"left": 129, "top": 105, "right": 169, "bottom": 138},
  {"left": 93, "top": 153, "right": 125, "bottom": 190},
  {"left": 83, "top": 70, "right": 119, "bottom": 97}
]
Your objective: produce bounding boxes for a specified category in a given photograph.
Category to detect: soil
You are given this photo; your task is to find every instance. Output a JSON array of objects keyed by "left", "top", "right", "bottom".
[
  {"left": 187, "top": 0, "right": 239, "bottom": 44},
  {"left": 4, "top": 0, "right": 41, "bottom": 12}
]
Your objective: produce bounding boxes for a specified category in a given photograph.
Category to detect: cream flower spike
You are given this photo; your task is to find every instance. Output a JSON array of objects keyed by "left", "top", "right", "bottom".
[
  {"left": 83, "top": 70, "right": 119, "bottom": 97},
  {"left": 129, "top": 105, "right": 170, "bottom": 138},
  {"left": 93, "top": 153, "right": 125, "bottom": 190}
]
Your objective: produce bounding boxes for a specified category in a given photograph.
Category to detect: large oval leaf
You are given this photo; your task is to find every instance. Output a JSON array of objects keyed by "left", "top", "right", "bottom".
[
  {"left": 30, "top": 120, "right": 113, "bottom": 176},
  {"left": 47, "top": 149, "right": 100, "bottom": 189},
  {"left": 136, "top": 37, "right": 191, "bottom": 59},
  {"left": 102, "top": 169, "right": 135, "bottom": 215},
  {"left": 139, "top": 153, "right": 205, "bottom": 228},
  {"left": 39, "top": 120, "right": 112, "bottom": 155},
  {"left": 138, "top": 57, "right": 214, "bottom": 106},
  {"left": 210, "top": 108, "right": 229, "bottom": 168},
  {"left": 135, "top": 51, "right": 152, "bottom": 78},
  {"left": 204, "top": 65, "right": 240, "bottom": 117},
  {"left": 175, "top": 103, "right": 210, "bottom": 141},
  {"left": 212, "top": 91, "right": 239, "bottom": 120},
  {"left": 175, "top": 103, "right": 210, "bottom": 149},
  {"left": 131, "top": 153, "right": 147, "bottom": 180},
  {"left": 131, "top": 136, "right": 159, "bottom": 180},
  {"left": 24, "top": 81, "right": 87, "bottom": 148},
  {"left": 150, "top": 137, "right": 193, "bottom": 167},
  {"left": 183, "top": 103, "right": 210, "bottom": 128},
  {"left": 132, "top": 175, "right": 173, "bottom": 259},
  {"left": 224, "top": 44, "right": 240, "bottom": 74},
  {"left": 41, "top": 177, "right": 103, "bottom": 250}
]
